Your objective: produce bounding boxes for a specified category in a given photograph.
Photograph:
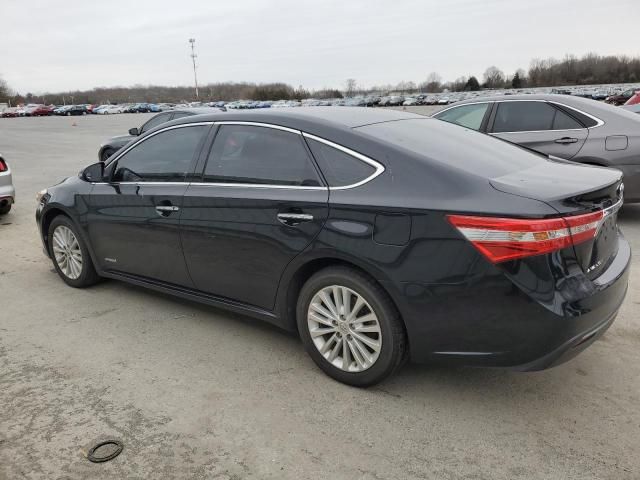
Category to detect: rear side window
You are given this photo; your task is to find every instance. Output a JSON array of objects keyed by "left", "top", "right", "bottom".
[
  {"left": 203, "top": 125, "right": 321, "bottom": 186},
  {"left": 492, "top": 101, "right": 556, "bottom": 133},
  {"left": 306, "top": 138, "right": 375, "bottom": 187},
  {"left": 555, "top": 104, "right": 598, "bottom": 128},
  {"left": 112, "top": 125, "right": 207, "bottom": 182},
  {"left": 551, "top": 108, "right": 583, "bottom": 130},
  {"left": 434, "top": 103, "right": 489, "bottom": 131}
]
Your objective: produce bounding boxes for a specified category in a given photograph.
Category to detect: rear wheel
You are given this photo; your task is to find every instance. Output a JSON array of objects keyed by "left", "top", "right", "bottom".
[
  {"left": 48, "top": 216, "right": 100, "bottom": 288},
  {"left": 297, "top": 266, "right": 407, "bottom": 387},
  {"left": 0, "top": 203, "right": 11, "bottom": 215}
]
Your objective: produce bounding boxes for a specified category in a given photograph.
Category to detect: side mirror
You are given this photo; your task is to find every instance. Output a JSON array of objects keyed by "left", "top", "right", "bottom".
[
  {"left": 82, "top": 162, "right": 105, "bottom": 182},
  {"left": 128, "top": 127, "right": 140, "bottom": 136}
]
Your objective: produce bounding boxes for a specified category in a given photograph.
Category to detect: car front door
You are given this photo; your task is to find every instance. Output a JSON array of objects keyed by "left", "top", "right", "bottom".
[
  {"left": 87, "top": 123, "right": 210, "bottom": 285},
  {"left": 488, "top": 101, "right": 588, "bottom": 159},
  {"left": 180, "top": 123, "right": 329, "bottom": 311}
]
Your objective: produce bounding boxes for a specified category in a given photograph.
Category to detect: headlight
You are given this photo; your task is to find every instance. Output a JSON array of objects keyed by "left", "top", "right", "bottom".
[{"left": 36, "top": 188, "right": 48, "bottom": 204}]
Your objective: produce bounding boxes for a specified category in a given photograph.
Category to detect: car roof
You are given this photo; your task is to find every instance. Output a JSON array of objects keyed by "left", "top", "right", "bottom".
[{"left": 170, "top": 106, "right": 425, "bottom": 130}]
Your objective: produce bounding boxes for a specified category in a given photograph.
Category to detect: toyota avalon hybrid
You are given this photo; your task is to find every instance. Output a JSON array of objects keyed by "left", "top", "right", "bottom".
[{"left": 36, "top": 108, "right": 630, "bottom": 387}]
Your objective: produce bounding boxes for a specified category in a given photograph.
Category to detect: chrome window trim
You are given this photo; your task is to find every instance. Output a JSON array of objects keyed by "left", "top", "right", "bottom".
[
  {"left": 302, "top": 132, "right": 386, "bottom": 190},
  {"left": 100, "top": 120, "right": 384, "bottom": 191},
  {"left": 436, "top": 99, "right": 605, "bottom": 134},
  {"left": 214, "top": 121, "right": 301, "bottom": 135},
  {"left": 189, "top": 182, "right": 327, "bottom": 191},
  {"left": 107, "top": 121, "right": 215, "bottom": 165}
]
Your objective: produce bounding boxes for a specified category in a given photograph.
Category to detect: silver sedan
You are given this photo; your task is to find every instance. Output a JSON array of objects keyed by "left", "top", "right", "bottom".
[
  {"left": 0, "top": 154, "right": 15, "bottom": 214},
  {"left": 432, "top": 94, "right": 640, "bottom": 202}
]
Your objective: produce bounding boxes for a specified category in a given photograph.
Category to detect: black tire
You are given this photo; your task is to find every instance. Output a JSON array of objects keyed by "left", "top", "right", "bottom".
[
  {"left": 48, "top": 215, "right": 100, "bottom": 288},
  {"left": 101, "top": 148, "right": 115, "bottom": 162},
  {"left": 297, "top": 266, "right": 407, "bottom": 387},
  {"left": 0, "top": 203, "right": 11, "bottom": 215}
]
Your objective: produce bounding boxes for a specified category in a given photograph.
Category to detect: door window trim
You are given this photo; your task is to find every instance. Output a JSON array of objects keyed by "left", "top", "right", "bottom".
[
  {"left": 438, "top": 99, "right": 604, "bottom": 135},
  {"left": 487, "top": 99, "right": 604, "bottom": 135},
  {"left": 97, "top": 120, "right": 385, "bottom": 191},
  {"left": 96, "top": 122, "right": 214, "bottom": 184}
]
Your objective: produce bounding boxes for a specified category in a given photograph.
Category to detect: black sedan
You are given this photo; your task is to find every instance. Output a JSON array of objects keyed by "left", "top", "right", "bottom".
[
  {"left": 36, "top": 108, "right": 629, "bottom": 386},
  {"left": 98, "top": 107, "right": 222, "bottom": 162}
]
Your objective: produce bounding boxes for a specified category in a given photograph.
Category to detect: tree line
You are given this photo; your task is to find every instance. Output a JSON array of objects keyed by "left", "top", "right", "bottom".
[{"left": 2, "top": 53, "right": 640, "bottom": 105}]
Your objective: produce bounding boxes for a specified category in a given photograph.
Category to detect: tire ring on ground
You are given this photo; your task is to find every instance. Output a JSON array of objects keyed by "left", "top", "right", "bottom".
[{"left": 87, "top": 440, "right": 123, "bottom": 463}]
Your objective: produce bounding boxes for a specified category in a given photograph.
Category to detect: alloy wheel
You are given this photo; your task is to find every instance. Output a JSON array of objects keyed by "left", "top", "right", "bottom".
[
  {"left": 52, "top": 225, "right": 83, "bottom": 279},
  {"left": 307, "top": 285, "right": 382, "bottom": 372}
]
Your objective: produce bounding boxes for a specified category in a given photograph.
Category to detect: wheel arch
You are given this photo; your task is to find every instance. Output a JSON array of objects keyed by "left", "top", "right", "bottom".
[
  {"left": 40, "top": 205, "right": 100, "bottom": 269},
  {"left": 276, "top": 255, "right": 407, "bottom": 337}
]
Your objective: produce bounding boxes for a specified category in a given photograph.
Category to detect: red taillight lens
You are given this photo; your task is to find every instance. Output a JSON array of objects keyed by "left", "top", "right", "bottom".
[
  {"left": 447, "top": 211, "right": 604, "bottom": 263},
  {"left": 0, "top": 159, "right": 7, "bottom": 172}
]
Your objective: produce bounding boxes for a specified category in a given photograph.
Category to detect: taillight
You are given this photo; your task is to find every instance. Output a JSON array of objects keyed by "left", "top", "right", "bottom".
[
  {"left": 447, "top": 211, "right": 604, "bottom": 263},
  {"left": 0, "top": 159, "right": 7, "bottom": 172}
]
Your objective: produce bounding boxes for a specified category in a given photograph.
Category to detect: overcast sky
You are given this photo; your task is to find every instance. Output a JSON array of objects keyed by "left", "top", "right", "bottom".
[{"left": 1, "top": 0, "right": 638, "bottom": 94}]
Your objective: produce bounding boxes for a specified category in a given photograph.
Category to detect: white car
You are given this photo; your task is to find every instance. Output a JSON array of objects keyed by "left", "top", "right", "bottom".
[
  {"left": 101, "top": 105, "right": 124, "bottom": 114},
  {"left": 0, "top": 154, "right": 15, "bottom": 215}
]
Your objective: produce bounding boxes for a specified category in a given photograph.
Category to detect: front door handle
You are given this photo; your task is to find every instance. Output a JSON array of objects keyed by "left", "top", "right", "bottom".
[
  {"left": 554, "top": 137, "right": 578, "bottom": 144},
  {"left": 155, "top": 205, "right": 180, "bottom": 216},
  {"left": 277, "top": 212, "right": 313, "bottom": 226}
]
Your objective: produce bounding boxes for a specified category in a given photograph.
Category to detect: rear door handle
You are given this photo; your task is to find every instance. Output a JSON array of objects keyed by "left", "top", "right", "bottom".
[
  {"left": 277, "top": 212, "right": 313, "bottom": 226},
  {"left": 554, "top": 137, "right": 578, "bottom": 144}
]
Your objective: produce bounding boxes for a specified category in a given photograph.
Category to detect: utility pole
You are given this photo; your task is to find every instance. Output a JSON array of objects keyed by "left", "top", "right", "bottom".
[{"left": 189, "top": 38, "right": 199, "bottom": 99}]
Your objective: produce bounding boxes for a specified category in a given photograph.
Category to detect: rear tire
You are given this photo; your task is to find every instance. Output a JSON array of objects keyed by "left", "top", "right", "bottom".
[
  {"left": 48, "top": 215, "right": 100, "bottom": 288},
  {"left": 297, "top": 266, "right": 407, "bottom": 387},
  {"left": 0, "top": 203, "right": 11, "bottom": 215}
]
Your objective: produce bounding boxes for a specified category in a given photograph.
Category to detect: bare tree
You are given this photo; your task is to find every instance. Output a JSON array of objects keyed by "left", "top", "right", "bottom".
[
  {"left": 422, "top": 72, "right": 442, "bottom": 92},
  {"left": 0, "top": 75, "right": 10, "bottom": 101},
  {"left": 345, "top": 78, "right": 357, "bottom": 97},
  {"left": 483, "top": 66, "right": 505, "bottom": 89}
]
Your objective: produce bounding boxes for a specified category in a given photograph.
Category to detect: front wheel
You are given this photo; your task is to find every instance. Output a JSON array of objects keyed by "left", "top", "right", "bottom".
[
  {"left": 297, "top": 266, "right": 407, "bottom": 387},
  {"left": 0, "top": 203, "right": 11, "bottom": 215},
  {"left": 48, "top": 215, "right": 100, "bottom": 288}
]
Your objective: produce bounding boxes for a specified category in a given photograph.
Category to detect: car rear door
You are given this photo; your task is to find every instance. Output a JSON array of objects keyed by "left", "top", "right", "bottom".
[
  {"left": 180, "top": 122, "right": 329, "bottom": 311},
  {"left": 488, "top": 100, "right": 588, "bottom": 159},
  {"left": 87, "top": 123, "right": 211, "bottom": 286}
]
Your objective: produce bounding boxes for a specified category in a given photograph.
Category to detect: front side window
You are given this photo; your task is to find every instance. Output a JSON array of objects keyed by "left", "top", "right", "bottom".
[
  {"left": 435, "top": 103, "right": 490, "bottom": 131},
  {"left": 202, "top": 125, "right": 321, "bottom": 186},
  {"left": 112, "top": 125, "right": 207, "bottom": 182},
  {"left": 492, "top": 101, "right": 556, "bottom": 133},
  {"left": 306, "top": 138, "right": 375, "bottom": 187}
]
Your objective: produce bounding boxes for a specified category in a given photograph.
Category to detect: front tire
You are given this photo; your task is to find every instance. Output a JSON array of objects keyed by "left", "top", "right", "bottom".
[
  {"left": 297, "top": 266, "right": 407, "bottom": 387},
  {"left": 0, "top": 203, "right": 11, "bottom": 215},
  {"left": 48, "top": 215, "right": 100, "bottom": 288}
]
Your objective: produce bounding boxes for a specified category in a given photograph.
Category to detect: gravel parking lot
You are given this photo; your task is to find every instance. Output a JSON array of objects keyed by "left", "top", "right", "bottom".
[{"left": 1, "top": 112, "right": 639, "bottom": 479}]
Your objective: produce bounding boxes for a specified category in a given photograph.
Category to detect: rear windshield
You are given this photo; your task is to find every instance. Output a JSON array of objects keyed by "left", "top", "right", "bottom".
[{"left": 356, "top": 118, "right": 547, "bottom": 178}]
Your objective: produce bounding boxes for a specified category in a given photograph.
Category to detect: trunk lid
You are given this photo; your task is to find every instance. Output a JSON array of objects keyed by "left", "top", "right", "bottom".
[{"left": 490, "top": 160, "right": 624, "bottom": 278}]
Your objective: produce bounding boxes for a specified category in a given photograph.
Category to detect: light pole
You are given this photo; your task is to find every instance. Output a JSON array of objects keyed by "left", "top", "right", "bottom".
[{"left": 188, "top": 38, "right": 199, "bottom": 99}]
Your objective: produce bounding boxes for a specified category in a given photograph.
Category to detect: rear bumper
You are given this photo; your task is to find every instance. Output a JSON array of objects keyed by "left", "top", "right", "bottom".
[
  {"left": 0, "top": 176, "right": 15, "bottom": 203},
  {"left": 512, "top": 307, "right": 619, "bottom": 371},
  {"left": 398, "top": 236, "right": 631, "bottom": 369}
]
